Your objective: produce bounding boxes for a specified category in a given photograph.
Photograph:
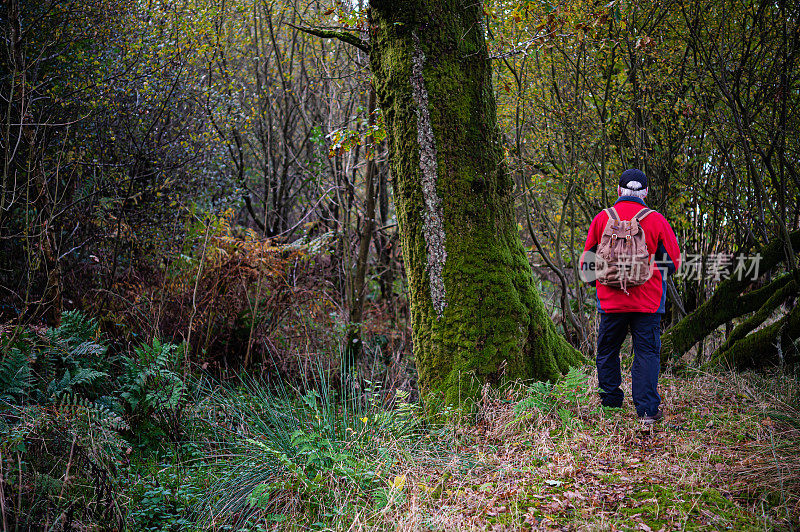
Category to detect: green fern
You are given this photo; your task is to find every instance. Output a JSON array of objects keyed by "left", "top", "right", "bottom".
[
  {"left": 0, "top": 347, "right": 35, "bottom": 406},
  {"left": 0, "top": 311, "right": 157, "bottom": 532},
  {"left": 47, "top": 367, "right": 109, "bottom": 400},
  {"left": 1, "top": 310, "right": 116, "bottom": 420},
  {"left": 513, "top": 381, "right": 554, "bottom": 417},
  {"left": 514, "top": 367, "right": 590, "bottom": 422},
  {"left": 120, "top": 339, "right": 186, "bottom": 418},
  {"left": 555, "top": 367, "right": 589, "bottom": 403},
  {"left": 45, "top": 312, "right": 106, "bottom": 366},
  {"left": 51, "top": 310, "right": 102, "bottom": 346},
  {"left": 58, "top": 393, "right": 130, "bottom": 432}
]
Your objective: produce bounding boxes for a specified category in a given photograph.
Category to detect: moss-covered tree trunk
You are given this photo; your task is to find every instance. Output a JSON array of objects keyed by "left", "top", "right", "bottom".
[
  {"left": 368, "top": 0, "right": 580, "bottom": 407},
  {"left": 712, "top": 302, "right": 800, "bottom": 368},
  {"left": 661, "top": 230, "right": 800, "bottom": 364}
]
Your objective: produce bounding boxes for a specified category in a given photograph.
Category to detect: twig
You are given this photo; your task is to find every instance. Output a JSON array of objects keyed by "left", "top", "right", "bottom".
[
  {"left": 667, "top": 278, "right": 687, "bottom": 318},
  {"left": 16, "top": 453, "right": 21, "bottom": 532},
  {"left": 56, "top": 434, "right": 78, "bottom": 512}
]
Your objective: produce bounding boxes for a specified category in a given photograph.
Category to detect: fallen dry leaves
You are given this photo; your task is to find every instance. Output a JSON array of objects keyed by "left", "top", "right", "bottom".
[{"left": 379, "top": 368, "right": 799, "bottom": 531}]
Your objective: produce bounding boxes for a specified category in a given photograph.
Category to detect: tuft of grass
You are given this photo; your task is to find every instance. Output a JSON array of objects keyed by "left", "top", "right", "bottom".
[{"left": 194, "top": 362, "right": 460, "bottom": 530}]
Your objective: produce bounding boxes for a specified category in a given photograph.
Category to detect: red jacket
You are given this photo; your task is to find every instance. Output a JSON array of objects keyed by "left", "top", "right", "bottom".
[{"left": 581, "top": 197, "right": 681, "bottom": 313}]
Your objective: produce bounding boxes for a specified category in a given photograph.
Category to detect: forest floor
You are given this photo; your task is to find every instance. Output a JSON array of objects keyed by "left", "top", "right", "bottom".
[
  {"left": 370, "top": 369, "right": 799, "bottom": 531},
  {"left": 6, "top": 312, "right": 797, "bottom": 530}
]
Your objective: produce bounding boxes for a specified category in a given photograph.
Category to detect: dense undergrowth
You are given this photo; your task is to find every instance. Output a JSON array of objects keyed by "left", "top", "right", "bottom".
[
  {"left": 0, "top": 311, "right": 441, "bottom": 530},
  {"left": 1, "top": 310, "right": 799, "bottom": 530}
]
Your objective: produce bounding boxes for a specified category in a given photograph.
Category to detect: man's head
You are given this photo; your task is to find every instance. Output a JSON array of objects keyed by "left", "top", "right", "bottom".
[{"left": 618, "top": 168, "right": 648, "bottom": 199}]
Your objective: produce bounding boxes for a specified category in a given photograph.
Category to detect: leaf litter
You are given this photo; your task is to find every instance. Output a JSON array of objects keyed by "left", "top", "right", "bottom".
[{"left": 376, "top": 368, "right": 800, "bottom": 530}]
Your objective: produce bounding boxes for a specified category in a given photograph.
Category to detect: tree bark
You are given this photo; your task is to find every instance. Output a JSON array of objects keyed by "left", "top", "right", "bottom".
[{"left": 368, "top": 0, "right": 581, "bottom": 408}]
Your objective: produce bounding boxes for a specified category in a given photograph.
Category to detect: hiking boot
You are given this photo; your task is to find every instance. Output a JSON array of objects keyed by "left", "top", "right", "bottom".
[{"left": 639, "top": 409, "right": 663, "bottom": 425}]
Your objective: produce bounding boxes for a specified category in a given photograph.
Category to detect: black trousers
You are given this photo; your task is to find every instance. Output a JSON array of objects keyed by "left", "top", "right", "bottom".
[{"left": 596, "top": 312, "right": 662, "bottom": 417}]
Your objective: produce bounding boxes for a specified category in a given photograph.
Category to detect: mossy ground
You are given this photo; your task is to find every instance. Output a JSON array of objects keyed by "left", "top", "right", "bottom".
[{"left": 365, "top": 368, "right": 799, "bottom": 530}]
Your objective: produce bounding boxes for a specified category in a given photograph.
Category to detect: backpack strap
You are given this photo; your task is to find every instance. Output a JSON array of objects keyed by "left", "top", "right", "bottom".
[
  {"left": 633, "top": 208, "right": 654, "bottom": 222},
  {"left": 604, "top": 207, "right": 620, "bottom": 221}
]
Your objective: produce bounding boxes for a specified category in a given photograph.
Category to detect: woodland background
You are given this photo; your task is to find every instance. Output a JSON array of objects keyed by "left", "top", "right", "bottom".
[{"left": 1, "top": 0, "right": 799, "bottom": 529}]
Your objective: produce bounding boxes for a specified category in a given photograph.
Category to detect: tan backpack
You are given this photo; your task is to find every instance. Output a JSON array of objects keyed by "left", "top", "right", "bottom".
[{"left": 595, "top": 207, "right": 654, "bottom": 294}]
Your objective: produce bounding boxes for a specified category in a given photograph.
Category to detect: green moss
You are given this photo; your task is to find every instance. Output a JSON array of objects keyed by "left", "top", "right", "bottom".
[
  {"left": 712, "top": 301, "right": 800, "bottom": 368},
  {"left": 616, "top": 484, "right": 761, "bottom": 531},
  {"left": 486, "top": 511, "right": 515, "bottom": 525}
]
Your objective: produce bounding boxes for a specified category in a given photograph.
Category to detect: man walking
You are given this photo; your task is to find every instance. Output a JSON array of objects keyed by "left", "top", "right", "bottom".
[{"left": 580, "top": 169, "right": 681, "bottom": 424}]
